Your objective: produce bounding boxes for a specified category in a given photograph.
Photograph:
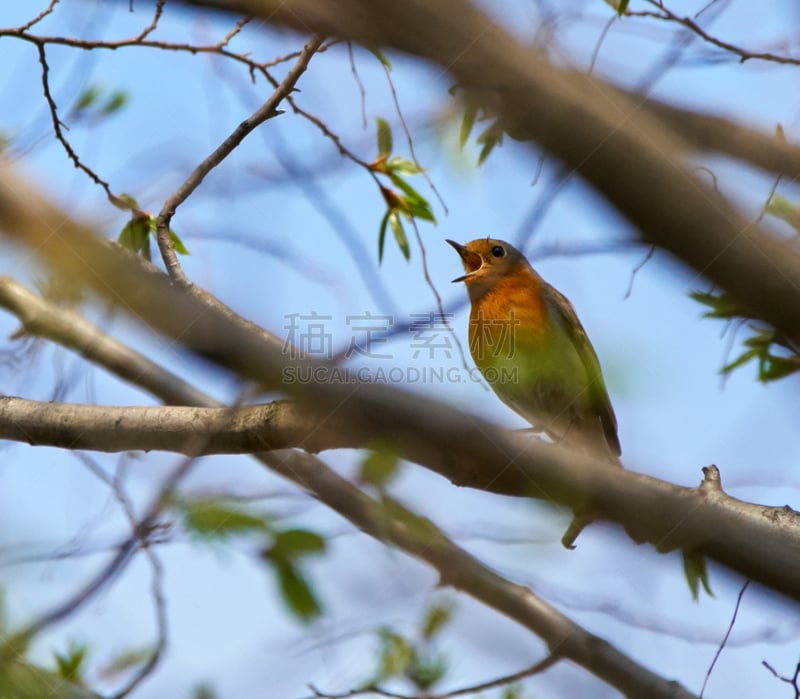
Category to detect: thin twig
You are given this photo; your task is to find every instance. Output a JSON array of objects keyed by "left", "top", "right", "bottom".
[
  {"left": 36, "top": 43, "right": 114, "bottom": 199},
  {"left": 307, "top": 655, "right": 557, "bottom": 699},
  {"left": 381, "top": 62, "right": 448, "bottom": 215},
  {"left": 0, "top": 456, "right": 196, "bottom": 665},
  {"left": 631, "top": 2, "right": 800, "bottom": 66},
  {"left": 348, "top": 42, "right": 368, "bottom": 128},
  {"left": 218, "top": 16, "right": 250, "bottom": 49},
  {"left": 588, "top": 14, "right": 616, "bottom": 75},
  {"left": 75, "top": 453, "right": 169, "bottom": 699},
  {"left": 409, "top": 218, "right": 470, "bottom": 373},
  {"left": 624, "top": 244, "right": 656, "bottom": 299},
  {"left": 155, "top": 35, "right": 325, "bottom": 283},
  {"left": 762, "top": 658, "right": 800, "bottom": 699},
  {"left": 700, "top": 579, "right": 750, "bottom": 698},
  {"left": 17, "top": 0, "right": 59, "bottom": 32},
  {"left": 134, "top": 0, "right": 166, "bottom": 41}
]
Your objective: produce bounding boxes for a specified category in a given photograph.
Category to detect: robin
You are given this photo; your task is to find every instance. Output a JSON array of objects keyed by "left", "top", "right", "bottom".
[{"left": 448, "top": 238, "right": 620, "bottom": 545}]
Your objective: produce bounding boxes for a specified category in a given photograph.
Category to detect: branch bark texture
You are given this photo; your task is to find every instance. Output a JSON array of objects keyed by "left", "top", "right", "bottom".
[
  {"left": 0, "top": 282, "right": 695, "bottom": 698},
  {"left": 2, "top": 165, "right": 800, "bottom": 602}
]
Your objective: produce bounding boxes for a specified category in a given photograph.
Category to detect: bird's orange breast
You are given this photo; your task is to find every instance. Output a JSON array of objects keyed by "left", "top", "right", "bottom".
[{"left": 467, "top": 266, "right": 549, "bottom": 365}]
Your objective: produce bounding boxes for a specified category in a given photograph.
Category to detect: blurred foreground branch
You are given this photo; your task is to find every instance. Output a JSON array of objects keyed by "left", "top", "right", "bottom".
[
  {"left": 0, "top": 291, "right": 693, "bottom": 699},
  {"left": 183, "top": 0, "right": 800, "bottom": 347},
  {"left": 0, "top": 176, "right": 799, "bottom": 604}
]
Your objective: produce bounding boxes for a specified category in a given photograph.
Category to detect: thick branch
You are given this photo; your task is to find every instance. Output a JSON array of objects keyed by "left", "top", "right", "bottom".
[
  {"left": 183, "top": 0, "right": 800, "bottom": 347},
  {"left": 2, "top": 389, "right": 800, "bottom": 607},
  {"left": 0, "top": 289, "right": 694, "bottom": 698},
  {"left": 0, "top": 396, "right": 347, "bottom": 454},
  {"left": 2, "top": 167, "right": 800, "bottom": 602},
  {"left": 0, "top": 277, "right": 211, "bottom": 407},
  {"left": 261, "top": 448, "right": 696, "bottom": 699}
]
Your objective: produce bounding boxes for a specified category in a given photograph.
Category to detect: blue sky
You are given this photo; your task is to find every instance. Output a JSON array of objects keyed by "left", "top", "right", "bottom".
[{"left": 2, "top": 1, "right": 800, "bottom": 697}]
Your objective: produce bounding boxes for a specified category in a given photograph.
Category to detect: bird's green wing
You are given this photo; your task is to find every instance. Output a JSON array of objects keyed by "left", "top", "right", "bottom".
[{"left": 541, "top": 282, "right": 621, "bottom": 457}]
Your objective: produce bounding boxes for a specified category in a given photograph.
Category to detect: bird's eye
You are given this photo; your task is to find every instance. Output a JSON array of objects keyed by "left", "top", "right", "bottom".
[{"left": 491, "top": 245, "right": 505, "bottom": 258}]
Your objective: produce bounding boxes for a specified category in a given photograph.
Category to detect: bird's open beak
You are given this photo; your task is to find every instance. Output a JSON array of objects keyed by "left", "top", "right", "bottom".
[{"left": 446, "top": 239, "right": 483, "bottom": 283}]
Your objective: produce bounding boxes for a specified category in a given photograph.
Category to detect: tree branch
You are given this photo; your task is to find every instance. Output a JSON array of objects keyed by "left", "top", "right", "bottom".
[
  {"left": 182, "top": 0, "right": 800, "bottom": 347},
  {"left": 155, "top": 34, "right": 325, "bottom": 282},
  {"left": 2, "top": 169, "right": 800, "bottom": 602},
  {"left": 0, "top": 294, "right": 694, "bottom": 699}
]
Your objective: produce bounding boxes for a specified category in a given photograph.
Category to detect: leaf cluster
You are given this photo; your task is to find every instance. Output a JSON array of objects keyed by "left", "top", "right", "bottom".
[
  {"left": 70, "top": 83, "right": 129, "bottom": 122},
  {"left": 173, "top": 497, "right": 326, "bottom": 622},
  {"left": 370, "top": 118, "right": 436, "bottom": 264},
  {"left": 363, "top": 599, "right": 455, "bottom": 692},
  {"left": 691, "top": 294, "right": 800, "bottom": 383},
  {"left": 113, "top": 195, "right": 189, "bottom": 260},
  {"left": 690, "top": 189, "right": 800, "bottom": 383}
]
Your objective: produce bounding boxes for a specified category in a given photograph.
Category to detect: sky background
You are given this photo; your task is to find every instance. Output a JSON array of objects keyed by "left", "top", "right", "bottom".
[{"left": 2, "top": 1, "right": 800, "bottom": 697}]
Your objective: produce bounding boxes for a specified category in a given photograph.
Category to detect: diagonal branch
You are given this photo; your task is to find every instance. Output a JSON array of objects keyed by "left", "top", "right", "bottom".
[
  {"left": 182, "top": 0, "right": 800, "bottom": 348},
  {"left": 155, "top": 34, "right": 324, "bottom": 282},
  {"left": 0, "top": 291, "right": 694, "bottom": 699},
  {"left": 2, "top": 168, "right": 800, "bottom": 602}
]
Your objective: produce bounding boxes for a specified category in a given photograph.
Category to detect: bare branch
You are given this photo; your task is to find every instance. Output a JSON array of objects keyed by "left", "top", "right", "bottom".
[
  {"left": 306, "top": 656, "right": 558, "bottom": 699},
  {"left": 1, "top": 455, "right": 195, "bottom": 665},
  {"left": 633, "top": 3, "right": 800, "bottom": 66},
  {"left": 76, "top": 454, "right": 168, "bottom": 699},
  {"left": 700, "top": 580, "right": 750, "bottom": 698},
  {"left": 35, "top": 43, "right": 114, "bottom": 199},
  {"left": 155, "top": 34, "right": 325, "bottom": 282}
]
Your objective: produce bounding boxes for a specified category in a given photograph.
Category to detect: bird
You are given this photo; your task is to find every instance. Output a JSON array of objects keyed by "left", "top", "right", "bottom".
[{"left": 447, "top": 238, "right": 620, "bottom": 545}]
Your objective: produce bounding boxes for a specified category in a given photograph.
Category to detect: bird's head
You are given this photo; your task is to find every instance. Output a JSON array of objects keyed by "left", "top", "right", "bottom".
[{"left": 446, "top": 238, "right": 531, "bottom": 297}]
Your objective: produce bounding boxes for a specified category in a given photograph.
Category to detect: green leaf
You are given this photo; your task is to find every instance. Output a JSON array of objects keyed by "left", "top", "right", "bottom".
[
  {"left": 476, "top": 121, "right": 505, "bottom": 166},
  {"left": 376, "top": 117, "right": 393, "bottom": 157},
  {"left": 369, "top": 48, "right": 392, "bottom": 69},
  {"left": 721, "top": 347, "right": 760, "bottom": 375},
  {"left": 689, "top": 290, "right": 742, "bottom": 319},
  {"left": 378, "top": 209, "right": 391, "bottom": 264},
  {"left": 101, "top": 90, "right": 128, "bottom": 115},
  {"left": 377, "top": 629, "right": 413, "bottom": 678},
  {"left": 386, "top": 156, "right": 422, "bottom": 175},
  {"left": 178, "top": 499, "right": 268, "bottom": 541},
  {"left": 388, "top": 173, "right": 436, "bottom": 223},
  {"left": 118, "top": 218, "right": 152, "bottom": 260},
  {"left": 273, "top": 559, "right": 322, "bottom": 621},
  {"left": 616, "top": 0, "right": 630, "bottom": 16},
  {"left": 683, "top": 551, "right": 714, "bottom": 601},
  {"left": 759, "top": 354, "right": 800, "bottom": 382},
  {"left": 267, "top": 529, "right": 326, "bottom": 560},
  {"left": 459, "top": 101, "right": 478, "bottom": 149},
  {"left": 359, "top": 450, "right": 400, "bottom": 488},
  {"left": 766, "top": 193, "right": 800, "bottom": 234},
  {"left": 53, "top": 642, "right": 89, "bottom": 682},
  {"left": 170, "top": 229, "right": 190, "bottom": 255},
  {"left": 75, "top": 85, "right": 101, "bottom": 112},
  {"left": 420, "top": 600, "right": 454, "bottom": 640},
  {"left": 389, "top": 211, "right": 410, "bottom": 260},
  {"left": 193, "top": 684, "right": 218, "bottom": 699},
  {"left": 407, "top": 651, "right": 447, "bottom": 691}
]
